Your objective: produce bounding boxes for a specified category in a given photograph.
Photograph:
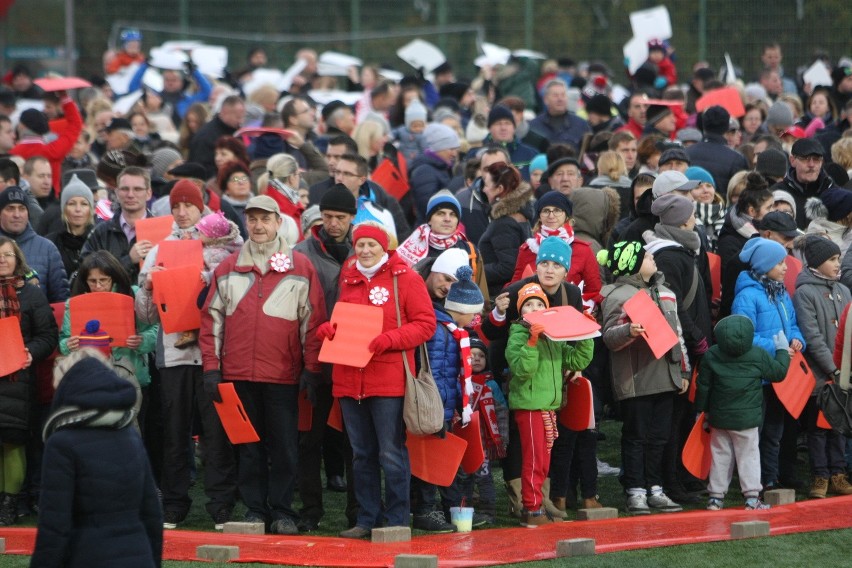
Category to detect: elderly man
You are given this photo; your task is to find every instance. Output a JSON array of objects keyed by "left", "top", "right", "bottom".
[
  {"left": 543, "top": 157, "right": 584, "bottom": 197},
  {"left": 136, "top": 180, "right": 237, "bottom": 531},
  {"left": 771, "top": 138, "right": 838, "bottom": 229},
  {"left": 201, "top": 195, "right": 326, "bottom": 535},
  {"left": 529, "top": 80, "right": 591, "bottom": 151}
]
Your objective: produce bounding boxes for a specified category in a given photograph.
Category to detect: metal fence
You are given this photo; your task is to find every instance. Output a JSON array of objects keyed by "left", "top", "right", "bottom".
[{"left": 2, "top": 0, "right": 850, "bottom": 86}]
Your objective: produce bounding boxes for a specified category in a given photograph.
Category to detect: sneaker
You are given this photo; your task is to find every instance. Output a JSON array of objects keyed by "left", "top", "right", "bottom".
[
  {"left": 707, "top": 498, "right": 724, "bottom": 511},
  {"left": 471, "top": 512, "right": 491, "bottom": 528},
  {"left": 647, "top": 488, "right": 682, "bottom": 512},
  {"left": 626, "top": 492, "right": 650, "bottom": 515},
  {"left": 326, "top": 475, "right": 347, "bottom": 492},
  {"left": 213, "top": 509, "right": 232, "bottom": 530},
  {"left": 744, "top": 497, "right": 770, "bottom": 510},
  {"left": 830, "top": 473, "right": 852, "bottom": 495},
  {"left": 413, "top": 510, "right": 456, "bottom": 533},
  {"left": 244, "top": 511, "right": 267, "bottom": 527},
  {"left": 163, "top": 510, "right": 185, "bottom": 530},
  {"left": 269, "top": 517, "right": 299, "bottom": 535},
  {"left": 809, "top": 477, "right": 829, "bottom": 499},
  {"left": 521, "top": 508, "right": 554, "bottom": 528},
  {"left": 339, "top": 525, "right": 371, "bottom": 539},
  {"left": 297, "top": 517, "right": 320, "bottom": 532},
  {"left": 597, "top": 458, "right": 621, "bottom": 477}
]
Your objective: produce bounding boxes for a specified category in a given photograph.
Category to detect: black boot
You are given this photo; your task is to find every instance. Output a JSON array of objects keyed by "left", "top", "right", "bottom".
[{"left": 0, "top": 493, "right": 17, "bottom": 526}]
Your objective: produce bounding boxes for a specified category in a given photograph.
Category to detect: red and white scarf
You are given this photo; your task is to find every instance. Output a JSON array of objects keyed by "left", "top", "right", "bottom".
[
  {"left": 525, "top": 223, "right": 574, "bottom": 254},
  {"left": 471, "top": 374, "right": 506, "bottom": 459},
  {"left": 397, "top": 224, "right": 464, "bottom": 266},
  {"left": 443, "top": 320, "right": 474, "bottom": 425}
]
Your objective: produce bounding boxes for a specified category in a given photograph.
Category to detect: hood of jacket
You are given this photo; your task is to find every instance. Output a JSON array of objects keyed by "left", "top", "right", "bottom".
[
  {"left": 571, "top": 186, "right": 620, "bottom": 246},
  {"left": 713, "top": 314, "right": 755, "bottom": 358},
  {"left": 490, "top": 181, "right": 534, "bottom": 220},
  {"left": 52, "top": 357, "right": 137, "bottom": 412}
]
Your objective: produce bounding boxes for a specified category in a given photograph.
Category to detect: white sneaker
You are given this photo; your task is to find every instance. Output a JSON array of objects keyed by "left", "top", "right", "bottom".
[
  {"left": 647, "top": 487, "right": 682, "bottom": 512},
  {"left": 597, "top": 458, "right": 620, "bottom": 477},
  {"left": 626, "top": 492, "right": 650, "bottom": 515}
]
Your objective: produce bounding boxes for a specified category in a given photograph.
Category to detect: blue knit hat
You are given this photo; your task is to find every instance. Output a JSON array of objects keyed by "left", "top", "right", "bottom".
[
  {"left": 685, "top": 166, "right": 715, "bottom": 187},
  {"left": 529, "top": 154, "right": 548, "bottom": 174},
  {"left": 426, "top": 189, "right": 461, "bottom": 220},
  {"left": 739, "top": 237, "right": 787, "bottom": 275},
  {"left": 536, "top": 236, "right": 572, "bottom": 272},
  {"left": 535, "top": 191, "right": 573, "bottom": 219},
  {"left": 444, "top": 265, "right": 484, "bottom": 314}
]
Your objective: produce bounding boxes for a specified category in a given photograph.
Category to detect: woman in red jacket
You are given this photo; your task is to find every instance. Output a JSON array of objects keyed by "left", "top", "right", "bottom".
[{"left": 320, "top": 222, "right": 436, "bottom": 539}]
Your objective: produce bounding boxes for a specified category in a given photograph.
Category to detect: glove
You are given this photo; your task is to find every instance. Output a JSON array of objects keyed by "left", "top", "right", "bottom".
[
  {"left": 184, "top": 59, "right": 196, "bottom": 75},
  {"left": 772, "top": 331, "right": 789, "bottom": 352},
  {"left": 300, "top": 369, "right": 323, "bottom": 406},
  {"left": 202, "top": 370, "right": 223, "bottom": 403},
  {"left": 693, "top": 336, "right": 709, "bottom": 356},
  {"left": 368, "top": 334, "right": 392, "bottom": 356},
  {"left": 527, "top": 323, "right": 546, "bottom": 347},
  {"left": 316, "top": 321, "right": 336, "bottom": 341}
]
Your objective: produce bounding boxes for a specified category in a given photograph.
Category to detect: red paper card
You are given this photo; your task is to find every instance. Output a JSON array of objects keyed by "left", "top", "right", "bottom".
[
  {"left": 155, "top": 239, "right": 203, "bottom": 271},
  {"left": 318, "top": 302, "right": 384, "bottom": 368},
  {"left": 522, "top": 305, "right": 601, "bottom": 341},
  {"left": 0, "top": 316, "right": 28, "bottom": 377},
  {"left": 817, "top": 409, "right": 832, "bottom": 430},
  {"left": 135, "top": 216, "right": 175, "bottom": 246},
  {"left": 327, "top": 398, "right": 343, "bottom": 432},
  {"left": 69, "top": 292, "right": 136, "bottom": 347},
  {"left": 773, "top": 351, "right": 815, "bottom": 419},
  {"left": 695, "top": 86, "right": 746, "bottom": 118},
  {"left": 559, "top": 376, "right": 595, "bottom": 431},
  {"left": 623, "top": 291, "right": 679, "bottom": 359},
  {"left": 682, "top": 412, "right": 712, "bottom": 480},
  {"left": 521, "top": 264, "right": 535, "bottom": 279},
  {"left": 213, "top": 382, "right": 260, "bottom": 444},
  {"left": 406, "top": 431, "right": 467, "bottom": 487},
  {"left": 371, "top": 158, "right": 409, "bottom": 201},
  {"left": 455, "top": 412, "right": 485, "bottom": 474},
  {"left": 784, "top": 256, "right": 802, "bottom": 298},
  {"left": 707, "top": 252, "right": 721, "bottom": 303},
  {"left": 151, "top": 266, "right": 204, "bottom": 333},
  {"left": 50, "top": 302, "right": 65, "bottom": 330},
  {"left": 234, "top": 127, "right": 295, "bottom": 139},
  {"left": 298, "top": 389, "right": 312, "bottom": 432},
  {"left": 33, "top": 76, "right": 92, "bottom": 91}
]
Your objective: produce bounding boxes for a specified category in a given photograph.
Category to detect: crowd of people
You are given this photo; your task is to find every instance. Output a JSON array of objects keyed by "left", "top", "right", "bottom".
[{"left": 1, "top": 29, "right": 852, "bottom": 563}]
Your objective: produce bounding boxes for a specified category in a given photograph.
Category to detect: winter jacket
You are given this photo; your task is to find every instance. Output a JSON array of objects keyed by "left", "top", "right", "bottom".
[
  {"left": 601, "top": 272, "right": 684, "bottom": 402},
  {"left": 2, "top": 224, "right": 69, "bottom": 303},
  {"left": 188, "top": 114, "right": 238, "bottom": 179},
  {"left": 427, "top": 306, "right": 463, "bottom": 421},
  {"left": 59, "top": 286, "right": 158, "bottom": 387},
  {"left": 393, "top": 126, "right": 426, "bottom": 164},
  {"left": 466, "top": 135, "right": 538, "bottom": 181},
  {"left": 47, "top": 226, "right": 93, "bottom": 283},
  {"left": 511, "top": 234, "right": 601, "bottom": 306},
  {"left": 0, "top": 282, "right": 58, "bottom": 443},
  {"left": 293, "top": 225, "right": 351, "bottom": 314},
  {"left": 570, "top": 186, "right": 621, "bottom": 254},
  {"left": 332, "top": 251, "right": 436, "bottom": 399},
  {"left": 506, "top": 322, "right": 593, "bottom": 411},
  {"left": 200, "top": 237, "right": 326, "bottom": 383},
  {"left": 686, "top": 134, "right": 749, "bottom": 200},
  {"left": 128, "top": 61, "right": 212, "bottom": 126},
  {"left": 30, "top": 358, "right": 162, "bottom": 568},
  {"left": 695, "top": 315, "right": 790, "bottom": 431},
  {"left": 478, "top": 182, "right": 534, "bottom": 297},
  {"left": 528, "top": 111, "right": 591, "bottom": 152},
  {"left": 731, "top": 271, "right": 805, "bottom": 355},
  {"left": 771, "top": 169, "right": 836, "bottom": 230},
  {"left": 793, "top": 268, "right": 851, "bottom": 390},
  {"left": 455, "top": 179, "right": 490, "bottom": 246},
  {"left": 805, "top": 215, "right": 852, "bottom": 261},
  {"left": 409, "top": 152, "right": 456, "bottom": 225},
  {"left": 81, "top": 210, "right": 152, "bottom": 284},
  {"left": 716, "top": 210, "right": 757, "bottom": 319}
]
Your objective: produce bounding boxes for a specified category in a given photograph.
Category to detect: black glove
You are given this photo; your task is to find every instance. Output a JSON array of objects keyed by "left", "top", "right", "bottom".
[
  {"left": 299, "top": 369, "right": 323, "bottom": 407},
  {"left": 184, "top": 59, "right": 196, "bottom": 76},
  {"left": 202, "top": 370, "right": 223, "bottom": 403}
]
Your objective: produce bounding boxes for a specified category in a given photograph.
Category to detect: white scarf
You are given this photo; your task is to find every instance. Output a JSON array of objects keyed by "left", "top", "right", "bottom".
[{"left": 356, "top": 253, "right": 389, "bottom": 280}]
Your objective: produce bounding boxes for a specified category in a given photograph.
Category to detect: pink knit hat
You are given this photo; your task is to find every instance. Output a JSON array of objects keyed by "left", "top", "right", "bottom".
[{"left": 196, "top": 211, "right": 231, "bottom": 239}]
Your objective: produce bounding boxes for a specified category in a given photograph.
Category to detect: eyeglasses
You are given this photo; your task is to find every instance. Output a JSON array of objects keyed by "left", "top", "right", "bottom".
[
  {"left": 794, "top": 155, "right": 823, "bottom": 164},
  {"left": 540, "top": 208, "right": 566, "bottom": 217},
  {"left": 229, "top": 175, "right": 249, "bottom": 183},
  {"left": 336, "top": 171, "right": 362, "bottom": 179},
  {"left": 0, "top": 252, "right": 16, "bottom": 259}
]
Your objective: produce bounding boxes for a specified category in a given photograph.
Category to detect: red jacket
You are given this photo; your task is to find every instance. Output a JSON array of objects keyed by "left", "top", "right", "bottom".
[
  {"left": 617, "top": 119, "right": 643, "bottom": 140},
  {"left": 11, "top": 97, "right": 83, "bottom": 196},
  {"left": 332, "top": 251, "right": 436, "bottom": 400},
  {"left": 200, "top": 238, "right": 326, "bottom": 383},
  {"left": 834, "top": 303, "right": 851, "bottom": 370},
  {"left": 510, "top": 236, "right": 602, "bottom": 306}
]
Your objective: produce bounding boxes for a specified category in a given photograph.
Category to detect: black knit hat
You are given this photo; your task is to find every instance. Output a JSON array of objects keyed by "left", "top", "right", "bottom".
[
  {"left": 19, "top": 109, "right": 50, "bottom": 135},
  {"left": 0, "top": 186, "right": 27, "bottom": 211},
  {"left": 319, "top": 184, "right": 357, "bottom": 214},
  {"left": 167, "top": 162, "right": 207, "bottom": 180},
  {"left": 601, "top": 241, "right": 646, "bottom": 277},
  {"left": 700, "top": 105, "right": 730, "bottom": 135},
  {"left": 585, "top": 94, "right": 612, "bottom": 116},
  {"left": 645, "top": 103, "right": 673, "bottom": 126},
  {"left": 487, "top": 105, "right": 515, "bottom": 128},
  {"left": 803, "top": 235, "right": 840, "bottom": 269}
]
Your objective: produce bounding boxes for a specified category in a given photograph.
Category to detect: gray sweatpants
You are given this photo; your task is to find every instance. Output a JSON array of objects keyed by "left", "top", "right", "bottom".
[{"left": 707, "top": 426, "right": 762, "bottom": 499}]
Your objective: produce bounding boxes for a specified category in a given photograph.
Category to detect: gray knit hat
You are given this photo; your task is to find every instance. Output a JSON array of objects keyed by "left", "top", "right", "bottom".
[
  {"left": 301, "top": 204, "right": 322, "bottom": 235},
  {"left": 60, "top": 174, "right": 95, "bottom": 212},
  {"left": 766, "top": 101, "right": 794, "bottom": 130},
  {"left": 151, "top": 147, "right": 183, "bottom": 181}
]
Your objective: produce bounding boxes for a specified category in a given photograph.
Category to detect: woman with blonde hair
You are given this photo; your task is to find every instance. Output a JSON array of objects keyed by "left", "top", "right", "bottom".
[
  {"left": 352, "top": 120, "right": 389, "bottom": 171},
  {"left": 260, "top": 153, "right": 302, "bottom": 245}
]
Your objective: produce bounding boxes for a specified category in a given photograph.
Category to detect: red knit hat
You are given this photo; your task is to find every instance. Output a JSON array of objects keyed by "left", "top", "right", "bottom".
[
  {"left": 516, "top": 283, "right": 549, "bottom": 313},
  {"left": 169, "top": 179, "right": 204, "bottom": 213},
  {"left": 352, "top": 223, "right": 390, "bottom": 251}
]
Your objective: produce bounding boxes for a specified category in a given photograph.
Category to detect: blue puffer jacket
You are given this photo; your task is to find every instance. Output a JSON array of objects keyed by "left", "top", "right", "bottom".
[
  {"left": 2, "top": 224, "right": 69, "bottom": 302},
  {"left": 409, "top": 152, "right": 454, "bottom": 225},
  {"left": 424, "top": 304, "right": 462, "bottom": 421},
  {"left": 732, "top": 271, "right": 805, "bottom": 355}
]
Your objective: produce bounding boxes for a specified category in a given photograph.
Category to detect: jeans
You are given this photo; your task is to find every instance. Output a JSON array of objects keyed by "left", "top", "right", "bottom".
[
  {"left": 340, "top": 396, "right": 410, "bottom": 528},
  {"left": 550, "top": 424, "right": 598, "bottom": 499},
  {"left": 760, "top": 386, "right": 786, "bottom": 485},
  {"left": 620, "top": 392, "right": 673, "bottom": 490},
  {"left": 233, "top": 381, "right": 300, "bottom": 522}
]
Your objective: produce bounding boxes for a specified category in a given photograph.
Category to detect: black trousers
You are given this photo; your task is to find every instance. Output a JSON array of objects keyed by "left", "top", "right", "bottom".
[{"left": 620, "top": 392, "right": 673, "bottom": 490}]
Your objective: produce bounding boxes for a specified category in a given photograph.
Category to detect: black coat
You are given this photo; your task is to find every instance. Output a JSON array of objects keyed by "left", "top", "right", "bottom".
[
  {"left": 771, "top": 169, "right": 836, "bottom": 230},
  {"left": 686, "top": 134, "right": 749, "bottom": 201},
  {"left": 47, "top": 227, "right": 92, "bottom": 283},
  {"left": 188, "top": 115, "right": 238, "bottom": 179},
  {"left": 80, "top": 211, "right": 149, "bottom": 283}
]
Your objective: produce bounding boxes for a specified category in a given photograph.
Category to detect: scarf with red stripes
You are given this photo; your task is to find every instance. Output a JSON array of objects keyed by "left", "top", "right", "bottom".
[
  {"left": 471, "top": 374, "right": 506, "bottom": 459},
  {"left": 443, "top": 321, "right": 473, "bottom": 425}
]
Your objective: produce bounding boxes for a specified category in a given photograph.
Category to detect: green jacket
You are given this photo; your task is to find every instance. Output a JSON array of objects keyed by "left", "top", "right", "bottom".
[
  {"left": 59, "top": 286, "right": 159, "bottom": 387},
  {"left": 506, "top": 322, "right": 594, "bottom": 411},
  {"left": 694, "top": 315, "right": 790, "bottom": 430}
]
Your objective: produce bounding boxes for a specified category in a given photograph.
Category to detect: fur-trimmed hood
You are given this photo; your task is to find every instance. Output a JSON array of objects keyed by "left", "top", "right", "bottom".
[
  {"left": 805, "top": 196, "right": 827, "bottom": 222},
  {"left": 570, "top": 186, "right": 621, "bottom": 251},
  {"left": 490, "top": 181, "right": 535, "bottom": 221}
]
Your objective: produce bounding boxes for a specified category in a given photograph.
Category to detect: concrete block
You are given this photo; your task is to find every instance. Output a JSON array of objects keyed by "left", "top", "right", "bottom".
[
  {"left": 394, "top": 554, "right": 439, "bottom": 568},
  {"left": 730, "top": 520, "right": 770, "bottom": 539},
  {"left": 763, "top": 489, "right": 795, "bottom": 506},
  {"left": 223, "top": 521, "right": 265, "bottom": 534},
  {"left": 576, "top": 507, "right": 618, "bottom": 520},
  {"left": 197, "top": 545, "right": 240, "bottom": 561},
  {"left": 372, "top": 526, "right": 411, "bottom": 543},
  {"left": 556, "top": 538, "right": 596, "bottom": 557},
  {"left": 0, "top": 537, "right": 5, "bottom": 553}
]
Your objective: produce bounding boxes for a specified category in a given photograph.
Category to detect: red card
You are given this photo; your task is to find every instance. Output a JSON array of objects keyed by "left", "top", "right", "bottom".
[
  {"left": 234, "top": 127, "right": 295, "bottom": 139},
  {"left": 707, "top": 252, "right": 721, "bottom": 303},
  {"left": 623, "top": 291, "right": 679, "bottom": 359},
  {"left": 156, "top": 239, "right": 203, "bottom": 271},
  {"left": 0, "top": 316, "right": 28, "bottom": 377},
  {"left": 50, "top": 302, "right": 65, "bottom": 330},
  {"left": 773, "top": 351, "right": 815, "bottom": 419},
  {"left": 682, "top": 412, "right": 712, "bottom": 480},
  {"left": 33, "top": 76, "right": 92, "bottom": 91},
  {"left": 327, "top": 397, "right": 343, "bottom": 432},
  {"left": 136, "top": 216, "right": 175, "bottom": 246},
  {"left": 521, "top": 264, "right": 535, "bottom": 279},
  {"left": 784, "top": 256, "right": 802, "bottom": 298},
  {"left": 455, "top": 412, "right": 485, "bottom": 474},
  {"left": 318, "top": 302, "right": 384, "bottom": 368},
  {"left": 371, "top": 158, "right": 409, "bottom": 201},
  {"left": 151, "top": 266, "right": 204, "bottom": 333},
  {"left": 559, "top": 376, "right": 595, "bottom": 431},
  {"left": 695, "top": 86, "right": 746, "bottom": 118},
  {"left": 522, "top": 305, "right": 601, "bottom": 341},
  {"left": 817, "top": 409, "right": 832, "bottom": 430},
  {"left": 69, "top": 292, "right": 136, "bottom": 347},
  {"left": 213, "top": 382, "right": 260, "bottom": 444},
  {"left": 298, "top": 388, "right": 312, "bottom": 432},
  {"left": 406, "top": 431, "right": 467, "bottom": 487}
]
